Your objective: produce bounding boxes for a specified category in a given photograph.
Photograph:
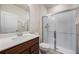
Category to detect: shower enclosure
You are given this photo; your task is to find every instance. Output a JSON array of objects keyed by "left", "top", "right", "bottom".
[{"left": 42, "top": 8, "right": 79, "bottom": 54}]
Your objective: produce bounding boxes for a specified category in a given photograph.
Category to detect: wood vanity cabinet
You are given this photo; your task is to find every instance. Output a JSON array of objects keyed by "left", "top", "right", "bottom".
[{"left": 0, "top": 37, "right": 39, "bottom": 54}]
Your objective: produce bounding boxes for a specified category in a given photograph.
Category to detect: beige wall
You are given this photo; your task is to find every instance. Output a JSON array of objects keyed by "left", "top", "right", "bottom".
[
  {"left": 28, "top": 4, "right": 47, "bottom": 42},
  {"left": 0, "top": 5, "right": 1, "bottom": 31},
  {"left": 28, "top": 5, "right": 40, "bottom": 33},
  {"left": 28, "top": 5, "right": 47, "bottom": 33}
]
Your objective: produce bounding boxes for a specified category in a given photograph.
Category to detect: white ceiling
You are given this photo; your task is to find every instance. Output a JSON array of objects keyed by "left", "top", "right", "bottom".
[
  {"left": 14, "top": 4, "right": 29, "bottom": 10},
  {"left": 43, "top": 4, "right": 58, "bottom": 9},
  {"left": 14, "top": 4, "right": 57, "bottom": 10}
]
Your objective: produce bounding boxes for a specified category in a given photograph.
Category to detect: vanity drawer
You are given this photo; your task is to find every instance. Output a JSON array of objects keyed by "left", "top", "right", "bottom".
[
  {"left": 20, "top": 49, "right": 30, "bottom": 54},
  {"left": 5, "top": 43, "right": 29, "bottom": 54},
  {"left": 31, "top": 43, "right": 39, "bottom": 53},
  {"left": 32, "top": 49, "right": 39, "bottom": 54},
  {"left": 27, "top": 37, "right": 39, "bottom": 46}
]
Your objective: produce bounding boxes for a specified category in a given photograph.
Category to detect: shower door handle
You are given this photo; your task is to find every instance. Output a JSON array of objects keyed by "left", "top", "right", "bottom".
[
  {"left": 54, "top": 31, "right": 56, "bottom": 39},
  {"left": 54, "top": 31, "right": 56, "bottom": 50}
]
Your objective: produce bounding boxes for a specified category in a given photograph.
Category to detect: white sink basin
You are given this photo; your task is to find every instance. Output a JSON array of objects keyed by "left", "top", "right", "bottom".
[{"left": 12, "top": 34, "right": 36, "bottom": 42}]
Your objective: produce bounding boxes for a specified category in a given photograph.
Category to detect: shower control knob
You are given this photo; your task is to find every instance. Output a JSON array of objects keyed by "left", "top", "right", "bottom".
[{"left": 45, "top": 24, "right": 49, "bottom": 28}]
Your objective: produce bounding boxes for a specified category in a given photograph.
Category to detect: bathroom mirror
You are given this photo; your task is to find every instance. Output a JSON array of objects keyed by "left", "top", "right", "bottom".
[{"left": 0, "top": 4, "right": 30, "bottom": 34}]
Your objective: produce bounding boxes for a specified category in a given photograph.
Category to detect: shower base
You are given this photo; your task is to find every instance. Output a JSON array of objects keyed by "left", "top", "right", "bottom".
[{"left": 56, "top": 46, "right": 76, "bottom": 54}]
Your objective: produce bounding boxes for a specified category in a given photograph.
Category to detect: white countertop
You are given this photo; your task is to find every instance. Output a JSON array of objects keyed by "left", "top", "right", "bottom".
[{"left": 0, "top": 32, "right": 39, "bottom": 52}]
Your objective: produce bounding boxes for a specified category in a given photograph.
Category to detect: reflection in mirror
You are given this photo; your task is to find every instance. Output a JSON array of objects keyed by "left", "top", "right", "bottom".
[{"left": 0, "top": 4, "right": 30, "bottom": 34}]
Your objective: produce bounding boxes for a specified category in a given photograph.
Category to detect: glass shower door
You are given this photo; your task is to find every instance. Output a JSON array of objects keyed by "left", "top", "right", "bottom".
[{"left": 55, "top": 10, "right": 76, "bottom": 54}]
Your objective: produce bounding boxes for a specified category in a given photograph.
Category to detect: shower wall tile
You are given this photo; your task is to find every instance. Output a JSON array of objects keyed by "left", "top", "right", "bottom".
[
  {"left": 43, "top": 32, "right": 48, "bottom": 43},
  {"left": 43, "top": 16, "right": 48, "bottom": 43},
  {"left": 48, "top": 17, "right": 56, "bottom": 31},
  {"left": 48, "top": 31, "right": 54, "bottom": 45}
]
